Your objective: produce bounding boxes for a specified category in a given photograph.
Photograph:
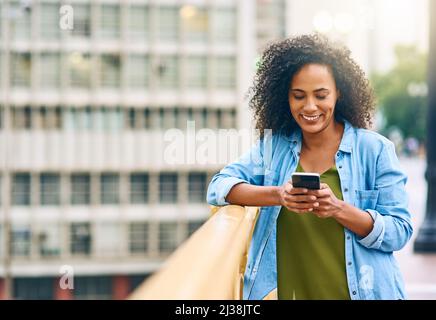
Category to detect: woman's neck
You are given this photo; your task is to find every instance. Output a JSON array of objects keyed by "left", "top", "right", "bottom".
[{"left": 301, "top": 120, "right": 344, "bottom": 151}]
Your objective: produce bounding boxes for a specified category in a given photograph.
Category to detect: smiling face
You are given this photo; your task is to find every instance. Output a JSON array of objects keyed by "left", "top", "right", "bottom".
[{"left": 289, "top": 63, "right": 340, "bottom": 135}]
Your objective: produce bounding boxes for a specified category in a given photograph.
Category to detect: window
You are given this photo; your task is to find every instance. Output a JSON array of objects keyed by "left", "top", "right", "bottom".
[
  {"left": 40, "top": 53, "right": 60, "bottom": 88},
  {"left": 101, "top": 173, "right": 120, "bottom": 204},
  {"left": 158, "top": 222, "right": 178, "bottom": 253},
  {"left": 69, "top": 52, "right": 91, "bottom": 88},
  {"left": 127, "top": 55, "right": 149, "bottom": 88},
  {"left": 211, "top": 8, "right": 236, "bottom": 43},
  {"left": 11, "top": 225, "right": 31, "bottom": 257},
  {"left": 130, "top": 274, "right": 150, "bottom": 292},
  {"left": 188, "top": 172, "right": 207, "bottom": 203},
  {"left": 188, "top": 220, "right": 204, "bottom": 237},
  {"left": 11, "top": 53, "right": 31, "bottom": 87},
  {"left": 102, "top": 108, "right": 123, "bottom": 132},
  {"left": 100, "top": 54, "right": 121, "bottom": 88},
  {"left": 181, "top": 6, "right": 208, "bottom": 43},
  {"left": 40, "top": 3, "right": 60, "bottom": 40},
  {"left": 74, "top": 276, "right": 112, "bottom": 300},
  {"left": 40, "top": 173, "right": 60, "bottom": 205},
  {"left": 159, "top": 173, "right": 178, "bottom": 203},
  {"left": 128, "top": 5, "right": 149, "bottom": 40},
  {"left": 95, "top": 223, "right": 122, "bottom": 257},
  {"left": 12, "top": 107, "right": 32, "bottom": 129},
  {"left": 70, "top": 223, "right": 91, "bottom": 255},
  {"left": 129, "top": 223, "right": 149, "bottom": 254},
  {"left": 156, "top": 56, "right": 179, "bottom": 89},
  {"left": 71, "top": 174, "right": 90, "bottom": 205},
  {"left": 12, "top": 173, "right": 31, "bottom": 206},
  {"left": 213, "top": 57, "right": 236, "bottom": 89},
  {"left": 11, "top": 1, "right": 31, "bottom": 40},
  {"left": 71, "top": 4, "right": 91, "bottom": 38},
  {"left": 40, "top": 107, "right": 63, "bottom": 130},
  {"left": 186, "top": 57, "right": 207, "bottom": 89},
  {"left": 99, "top": 5, "right": 120, "bottom": 39},
  {"left": 36, "top": 224, "right": 61, "bottom": 257},
  {"left": 130, "top": 173, "right": 149, "bottom": 204},
  {"left": 14, "top": 277, "right": 54, "bottom": 300},
  {"left": 158, "top": 7, "right": 179, "bottom": 41}
]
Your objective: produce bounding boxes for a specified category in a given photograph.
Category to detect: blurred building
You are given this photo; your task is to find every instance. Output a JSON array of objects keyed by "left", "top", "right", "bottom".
[{"left": 0, "top": 0, "right": 255, "bottom": 299}]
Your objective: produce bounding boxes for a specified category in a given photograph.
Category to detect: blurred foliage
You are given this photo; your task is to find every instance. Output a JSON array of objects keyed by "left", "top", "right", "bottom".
[{"left": 371, "top": 46, "right": 428, "bottom": 142}]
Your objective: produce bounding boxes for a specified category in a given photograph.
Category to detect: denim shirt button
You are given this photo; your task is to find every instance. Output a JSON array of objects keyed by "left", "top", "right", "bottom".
[
  {"left": 347, "top": 235, "right": 351, "bottom": 240},
  {"left": 352, "top": 291, "right": 357, "bottom": 295},
  {"left": 339, "top": 165, "right": 343, "bottom": 169},
  {"left": 344, "top": 188, "right": 348, "bottom": 192},
  {"left": 348, "top": 261, "right": 352, "bottom": 266}
]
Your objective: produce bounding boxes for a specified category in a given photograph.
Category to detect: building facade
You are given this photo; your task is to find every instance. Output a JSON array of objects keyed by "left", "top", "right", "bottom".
[{"left": 0, "top": 0, "right": 256, "bottom": 299}]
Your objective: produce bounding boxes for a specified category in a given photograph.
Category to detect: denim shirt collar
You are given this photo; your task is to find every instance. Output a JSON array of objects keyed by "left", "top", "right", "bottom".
[{"left": 286, "top": 119, "right": 354, "bottom": 155}]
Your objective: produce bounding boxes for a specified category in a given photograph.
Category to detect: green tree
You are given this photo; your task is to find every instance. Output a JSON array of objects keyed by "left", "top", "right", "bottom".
[{"left": 371, "top": 46, "right": 428, "bottom": 142}]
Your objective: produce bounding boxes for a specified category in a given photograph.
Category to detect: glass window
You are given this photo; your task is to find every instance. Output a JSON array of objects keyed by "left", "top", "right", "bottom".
[
  {"left": 128, "top": 5, "right": 149, "bottom": 40},
  {"left": 69, "top": 52, "right": 91, "bottom": 88},
  {"left": 11, "top": 1, "right": 31, "bottom": 40},
  {"left": 11, "top": 52, "right": 31, "bottom": 88},
  {"left": 158, "top": 7, "right": 179, "bottom": 41},
  {"left": 188, "top": 172, "right": 207, "bottom": 203},
  {"left": 14, "top": 277, "right": 54, "bottom": 300},
  {"left": 188, "top": 220, "right": 204, "bottom": 237},
  {"left": 12, "top": 106, "right": 32, "bottom": 130},
  {"left": 40, "top": 52, "right": 61, "bottom": 88},
  {"left": 74, "top": 276, "right": 112, "bottom": 300},
  {"left": 156, "top": 56, "right": 179, "bottom": 89},
  {"left": 127, "top": 55, "right": 149, "bottom": 88},
  {"left": 211, "top": 8, "right": 236, "bottom": 43},
  {"left": 99, "top": 5, "right": 120, "bottom": 39},
  {"left": 101, "top": 108, "right": 123, "bottom": 132},
  {"left": 40, "top": 173, "right": 60, "bottom": 206},
  {"left": 71, "top": 174, "right": 91, "bottom": 205},
  {"left": 71, "top": 4, "right": 91, "bottom": 38},
  {"left": 70, "top": 223, "right": 91, "bottom": 255},
  {"left": 213, "top": 57, "right": 236, "bottom": 89},
  {"left": 101, "top": 173, "right": 119, "bottom": 205},
  {"left": 159, "top": 173, "right": 178, "bottom": 203},
  {"left": 130, "top": 173, "right": 149, "bottom": 204},
  {"left": 95, "top": 223, "right": 122, "bottom": 257},
  {"left": 12, "top": 173, "right": 31, "bottom": 206},
  {"left": 11, "top": 225, "right": 31, "bottom": 257},
  {"left": 129, "top": 223, "right": 149, "bottom": 254},
  {"left": 186, "top": 56, "right": 207, "bottom": 89},
  {"left": 36, "top": 224, "right": 61, "bottom": 257},
  {"left": 181, "top": 6, "right": 208, "bottom": 43},
  {"left": 158, "top": 222, "right": 178, "bottom": 253},
  {"left": 130, "top": 274, "right": 150, "bottom": 292},
  {"left": 41, "top": 107, "right": 63, "bottom": 130},
  {"left": 100, "top": 54, "right": 120, "bottom": 88},
  {"left": 40, "top": 3, "right": 60, "bottom": 40}
]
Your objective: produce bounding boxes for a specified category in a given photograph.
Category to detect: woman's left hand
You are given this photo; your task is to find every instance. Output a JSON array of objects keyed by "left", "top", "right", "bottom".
[{"left": 307, "top": 183, "right": 345, "bottom": 219}]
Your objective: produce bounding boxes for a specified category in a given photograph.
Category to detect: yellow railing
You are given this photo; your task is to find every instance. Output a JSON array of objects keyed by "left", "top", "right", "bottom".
[{"left": 128, "top": 205, "right": 260, "bottom": 300}]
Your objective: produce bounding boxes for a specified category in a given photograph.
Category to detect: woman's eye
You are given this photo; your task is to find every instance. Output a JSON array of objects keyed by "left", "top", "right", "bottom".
[
  {"left": 316, "top": 95, "right": 327, "bottom": 100},
  {"left": 294, "top": 96, "right": 305, "bottom": 100}
]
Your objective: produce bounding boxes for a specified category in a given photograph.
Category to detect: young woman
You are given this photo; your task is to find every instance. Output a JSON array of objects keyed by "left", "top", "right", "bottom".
[{"left": 207, "top": 34, "right": 412, "bottom": 300}]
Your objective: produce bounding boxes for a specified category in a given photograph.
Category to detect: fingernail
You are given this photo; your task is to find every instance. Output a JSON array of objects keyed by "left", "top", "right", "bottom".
[
  {"left": 308, "top": 208, "right": 313, "bottom": 211},
  {"left": 314, "top": 202, "right": 319, "bottom": 207}
]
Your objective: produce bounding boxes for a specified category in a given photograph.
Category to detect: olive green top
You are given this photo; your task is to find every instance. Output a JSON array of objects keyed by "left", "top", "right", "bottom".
[{"left": 276, "top": 162, "right": 350, "bottom": 300}]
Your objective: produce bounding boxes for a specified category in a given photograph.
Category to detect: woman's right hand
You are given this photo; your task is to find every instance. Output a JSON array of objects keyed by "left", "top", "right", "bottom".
[{"left": 277, "top": 181, "right": 319, "bottom": 213}]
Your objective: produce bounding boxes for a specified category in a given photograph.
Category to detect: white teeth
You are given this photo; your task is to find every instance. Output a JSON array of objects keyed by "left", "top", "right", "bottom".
[{"left": 302, "top": 114, "right": 320, "bottom": 121}]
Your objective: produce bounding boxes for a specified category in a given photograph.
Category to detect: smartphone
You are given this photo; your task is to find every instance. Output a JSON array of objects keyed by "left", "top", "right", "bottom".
[{"left": 291, "top": 172, "right": 321, "bottom": 190}]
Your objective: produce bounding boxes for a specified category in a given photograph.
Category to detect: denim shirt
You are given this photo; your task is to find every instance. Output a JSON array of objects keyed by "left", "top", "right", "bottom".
[{"left": 207, "top": 120, "right": 413, "bottom": 300}]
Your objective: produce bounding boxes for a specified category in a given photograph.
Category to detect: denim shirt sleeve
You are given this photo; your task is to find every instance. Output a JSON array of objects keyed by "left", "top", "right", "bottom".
[
  {"left": 357, "top": 141, "right": 413, "bottom": 252},
  {"left": 206, "top": 138, "right": 267, "bottom": 206}
]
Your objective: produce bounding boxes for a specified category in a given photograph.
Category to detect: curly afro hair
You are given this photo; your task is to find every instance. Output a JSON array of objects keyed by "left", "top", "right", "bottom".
[{"left": 249, "top": 33, "right": 376, "bottom": 138}]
